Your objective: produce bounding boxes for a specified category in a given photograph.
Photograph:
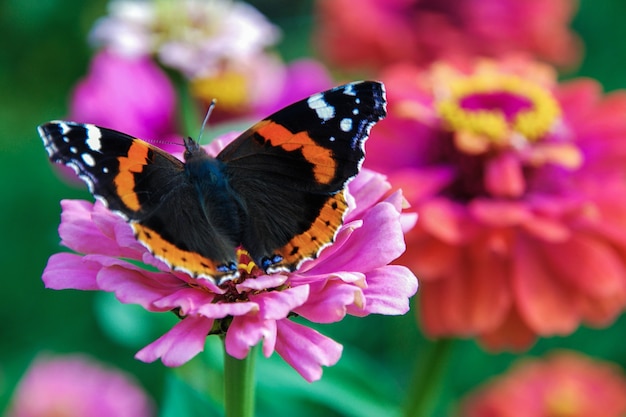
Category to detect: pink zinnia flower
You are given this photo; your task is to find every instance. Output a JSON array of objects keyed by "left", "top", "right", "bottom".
[
  {"left": 42, "top": 134, "right": 418, "bottom": 382},
  {"left": 460, "top": 351, "right": 626, "bottom": 417},
  {"left": 315, "top": 0, "right": 581, "bottom": 72},
  {"left": 7, "top": 354, "right": 153, "bottom": 417},
  {"left": 366, "top": 57, "right": 626, "bottom": 350},
  {"left": 70, "top": 49, "right": 178, "bottom": 142}
]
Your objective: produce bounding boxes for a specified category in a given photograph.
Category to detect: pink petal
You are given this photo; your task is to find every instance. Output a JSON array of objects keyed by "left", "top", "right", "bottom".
[
  {"left": 236, "top": 273, "right": 288, "bottom": 291},
  {"left": 152, "top": 287, "right": 216, "bottom": 316},
  {"left": 420, "top": 244, "right": 511, "bottom": 336},
  {"left": 135, "top": 316, "right": 213, "bottom": 367},
  {"left": 402, "top": 230, "right": 460, "bottom": 280},
  {"left": 97, "top": 262, "right": 186, "bottom": 311},
  {"left": 520, "top": 214, "right": 571, "bottom": 242},
  {"left": 468, "top": 199, "right": 530, "bottom": 227},
  {"left": 59, "top": 200, "right": 135, "bottom": 258},
  {"left": 419, "top": 198, "right": 480, "bottom": 243},
  {"left": 484, "top": 152, "right": 526, "bottom": 198},
  {"left": 541, "top": 235, "right": 626, "bottom": 297},
  {"left": 479, "top": 309, "right": 538, "bottom": 352},
  {"left": 513, "top": 235, "right": 580, "bottom": 335},
  {"left": 251, "top": 285, "right": 310, "bottom": 320},
  {"left": 91, "top": 201, "right": 144, "bottom": 251},
  {"left": 579, "top": 291, "right": 626, "bottom": 327},
  {"left": 348, "top": 265, "right": 418, "bottom": 316},
  {"left": 225, "top": 314, "right": 277, "bottom": 359},
  {"left": 346, "top": 169, "right": 391, "bottom": 221},
  {"left": 295, "top": 281, "right": 362, "bottom": 323},
  {"left": 388, "top": 166, "right": 456, "bottom": 202},
  {"left": 42, "top": 253, "right": 101, "bottom": 290},
  {"left": 275, "top": 319, "right": 343, "bottom": 382},
  {"left": 309, "top": 202, "right": 405, "bottom": 274},
  {"left": 197, "top": 301, "right": 258, "bottom": 319}
]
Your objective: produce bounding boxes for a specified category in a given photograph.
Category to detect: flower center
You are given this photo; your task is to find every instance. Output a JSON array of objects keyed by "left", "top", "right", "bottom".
[
  {"left": 190, "top": 71, "right": 250, "bottom": 111},
  {"left": 543, "top": 380, "right": 583, "bottom": 417},
  {"left": 436, "top": 73, "right": 561, "bottom": 147}
]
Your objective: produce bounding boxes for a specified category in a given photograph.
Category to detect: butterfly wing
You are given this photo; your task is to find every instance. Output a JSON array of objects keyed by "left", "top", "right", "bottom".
[
  {"left": 217, "top": 81, "right": 387, "bottom": 271},
  {"left": 39, "top": 121, "right": 238, "bottom": 282}
]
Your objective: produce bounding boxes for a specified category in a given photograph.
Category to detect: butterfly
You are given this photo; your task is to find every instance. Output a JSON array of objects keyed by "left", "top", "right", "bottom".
[{"left": 39, "top": 81, "right": 387, "bottom": 285}]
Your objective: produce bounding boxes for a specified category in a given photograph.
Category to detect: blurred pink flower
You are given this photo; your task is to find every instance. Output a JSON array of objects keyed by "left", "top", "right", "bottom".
[
  {"left": 190, "top": 58, "right": 334, "bottom": 122},
  {"left": 366, "top": 57, "right": 626, "bottom": 350},
  {"left": 7, "top": 354, "right": 153, "bottom": 417},
  {"left": 315, "top": 0, "right": 581, "bottom": 72},
  {"left": 460, "top": 351, "right": 626, "bottom": 417},
  {"left": 70, "top": 49, "right": 178, "bottom": 142},
  {"left": 42, "top": 135, "right": 418, "bottom": 382}
]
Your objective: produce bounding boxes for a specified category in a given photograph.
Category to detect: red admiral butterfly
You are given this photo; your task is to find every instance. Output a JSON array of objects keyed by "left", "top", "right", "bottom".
[{"left": 39, "top": 81, "right": 387, "bottom": 285}]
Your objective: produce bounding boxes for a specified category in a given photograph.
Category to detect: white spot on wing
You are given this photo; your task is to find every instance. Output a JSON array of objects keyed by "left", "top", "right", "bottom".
[
  {"left": 343, "top": 83, "right": 356, "bottom": 96},
  {"left": 307, "top": 93, "right": 335, "bottom": 121},
  {"left": 58, "top": 122, "right": 70, "bottom": 135},
  {"left": 85, "top": 125, "right": 103, "bottom": 151},
  {"left": 82, "top": 153, "right": 96, "bottom": 167},
  {"left": 340, "top": 118, "right": 353, "bottom": 132}
]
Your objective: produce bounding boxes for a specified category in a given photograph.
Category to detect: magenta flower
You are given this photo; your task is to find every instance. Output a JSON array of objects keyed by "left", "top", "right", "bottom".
[
  {"left": 70, "top": 49, "right": 178, "bottom": 143},
  {"left": 42, "top": 135, "right": 418, "bottom": 382},
  {"left": 7, "top": 354, "right": 153, "bottom": 417},
  {"left": 366, "top": 57, "right": 626, "bottom": 350}
]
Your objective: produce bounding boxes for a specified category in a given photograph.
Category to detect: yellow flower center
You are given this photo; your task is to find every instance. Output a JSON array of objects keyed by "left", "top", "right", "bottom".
[
  {"left": 190, "top": 71, "right": 250, "bottom": 111},
  {"left": 543, "top": 380, "right": 583, "bottom": 417},
  {"left": 436, "top": 72, "right": 561, "bottom": 148}
]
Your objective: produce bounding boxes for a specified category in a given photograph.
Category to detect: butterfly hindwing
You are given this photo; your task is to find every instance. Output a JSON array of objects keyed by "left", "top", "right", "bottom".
[{"left": 218, "top": 81, "right": 387, "bottom": 271}]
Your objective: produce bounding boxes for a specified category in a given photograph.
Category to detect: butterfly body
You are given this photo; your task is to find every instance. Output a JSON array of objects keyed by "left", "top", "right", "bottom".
[{"left": 39, "top": 81, "right": 387, "bottom": 284}]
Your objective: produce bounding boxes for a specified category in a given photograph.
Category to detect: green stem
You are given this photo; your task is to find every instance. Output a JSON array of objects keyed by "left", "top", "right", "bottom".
[
  {"left": 223, "top": 344, "right": 257, "bottom": 417},
  {"left": 403, "top": 338, "right": 455, "bottom": 417}
]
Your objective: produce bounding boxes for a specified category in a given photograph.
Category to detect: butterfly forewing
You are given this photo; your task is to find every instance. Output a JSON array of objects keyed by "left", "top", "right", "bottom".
[
  {"left": 218, "top": 81, "right": 387, "bottom": 271},
  {"left": 39, "top": 121, "right": 239, "bottom": 282}
]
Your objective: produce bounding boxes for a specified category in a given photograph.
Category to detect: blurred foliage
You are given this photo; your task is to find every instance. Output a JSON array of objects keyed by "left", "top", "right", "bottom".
[{"left": 2, "top": 0, "right": 626, "bottom": 416}]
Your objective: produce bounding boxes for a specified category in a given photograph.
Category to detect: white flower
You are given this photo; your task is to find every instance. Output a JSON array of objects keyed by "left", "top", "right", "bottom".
[{"left": 91, "top": 0, "right": 281, "bottom": 77}]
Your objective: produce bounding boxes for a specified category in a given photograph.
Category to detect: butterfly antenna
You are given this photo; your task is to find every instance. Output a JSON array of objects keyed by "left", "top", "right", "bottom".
[{"left": 197, "top": 99, "right": 217, "bottom": 145}]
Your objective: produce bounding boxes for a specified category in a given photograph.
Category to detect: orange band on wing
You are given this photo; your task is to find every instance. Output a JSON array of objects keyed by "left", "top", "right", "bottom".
[
  {"left": 114, "top": 141, "right": 150, "bottom": 211},
  {"left": 255, "top": 120, "right": 336, "bottom": 185},
  {"left": 132, "top": 223, "right": 229, "bottom": 280},
  {"left": 274, "top": 191, "right": 348, "bottom": 269}
]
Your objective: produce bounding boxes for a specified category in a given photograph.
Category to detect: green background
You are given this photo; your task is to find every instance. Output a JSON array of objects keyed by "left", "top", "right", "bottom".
[{"left": 2, "top": 0, "right": 626, "bottom": 415}]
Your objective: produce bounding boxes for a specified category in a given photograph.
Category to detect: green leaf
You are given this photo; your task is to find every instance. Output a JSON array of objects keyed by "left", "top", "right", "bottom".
[
  {"left": 94, "top": 292, "right": 179, "bottom": 349},
  {"left": 160, "top": 371, "right": 224, "bottom": 417},
  {"left": 255, "top": 345, "right": 402, "bottom": 417}
]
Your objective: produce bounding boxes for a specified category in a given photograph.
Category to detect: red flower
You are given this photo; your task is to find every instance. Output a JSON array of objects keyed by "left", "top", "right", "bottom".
[
  {"left": 460, "top": 351, "right": 626, "bottom": 417},
  {"left": 366, "top": 57, "right": 626, "bottom": 350},
  {"left": 315, "top": 0, "right": 581, "bottom": 72}
]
